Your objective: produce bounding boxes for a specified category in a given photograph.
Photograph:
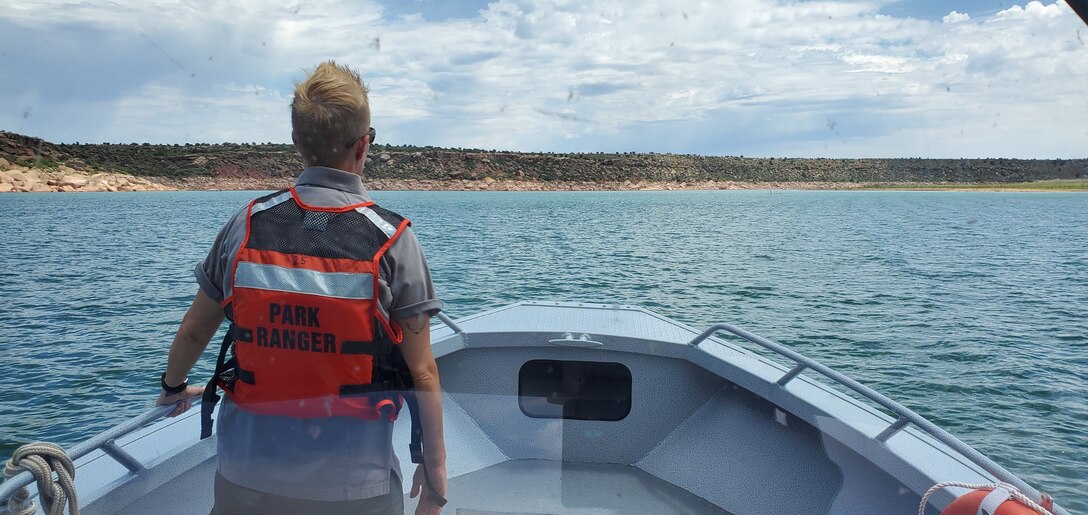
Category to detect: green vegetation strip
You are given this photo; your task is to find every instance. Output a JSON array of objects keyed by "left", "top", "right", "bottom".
[{"left": 851, "top": 179, "right": 1088, "bottom": 192}]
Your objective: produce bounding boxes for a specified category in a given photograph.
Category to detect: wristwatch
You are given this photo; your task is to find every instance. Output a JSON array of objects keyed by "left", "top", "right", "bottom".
[{"left": 161, "top": 373, "right": 188, "bottom": 395}]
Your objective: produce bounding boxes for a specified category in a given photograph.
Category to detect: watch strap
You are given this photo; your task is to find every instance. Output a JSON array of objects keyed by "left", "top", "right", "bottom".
[{"left": 161, "top": 372, "right": 188, "bottom": 395}]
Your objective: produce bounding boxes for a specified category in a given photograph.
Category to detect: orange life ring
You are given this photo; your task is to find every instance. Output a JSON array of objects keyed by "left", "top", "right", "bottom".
[{"left": 941, "top": 487, "right": 1053, "bottom": 515}]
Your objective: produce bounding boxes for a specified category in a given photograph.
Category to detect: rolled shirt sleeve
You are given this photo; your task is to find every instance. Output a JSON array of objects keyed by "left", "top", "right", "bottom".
[
  {"left": 379, "top": 227, "right": 443, "bottom": 321},
  {"left": 194, "top": 206, "right": 249, "bottom": 304}
]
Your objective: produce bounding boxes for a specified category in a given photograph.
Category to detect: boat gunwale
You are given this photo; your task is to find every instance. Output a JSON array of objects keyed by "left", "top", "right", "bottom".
[{"left": 1, "top": 301, "right": 1070, "bottom": 515}]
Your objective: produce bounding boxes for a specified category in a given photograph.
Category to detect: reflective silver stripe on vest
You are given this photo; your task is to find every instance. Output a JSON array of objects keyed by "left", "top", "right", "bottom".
[
  {"left": 251, "top": 190, "right": 294, "bottom": 215},
  {"left": 234, "top": 262, "right": 374, "bottom": 300},
  {"left": 355, "top": 206, "right": 398, "bottom": 238}
]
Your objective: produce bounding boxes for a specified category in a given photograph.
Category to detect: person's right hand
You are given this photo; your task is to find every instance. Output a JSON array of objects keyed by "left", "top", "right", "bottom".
[
  {"left": 410, "top": 463, "right": 447, "bottom": 515},
  {"left": 155, "top": 386, "right": 204, "bottom": 417}
]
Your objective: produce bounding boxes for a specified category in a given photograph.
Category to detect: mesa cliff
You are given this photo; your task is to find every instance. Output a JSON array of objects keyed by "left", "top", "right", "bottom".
[{"left": 1, "top": 131, "right": 1085, "bottom": 192}]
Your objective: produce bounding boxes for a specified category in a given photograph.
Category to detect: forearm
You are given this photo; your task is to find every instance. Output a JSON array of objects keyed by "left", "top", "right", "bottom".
[
  {"left": 398, "top": 315, "right": 446, "bottom": 467},
  {"left": 164, "top": 289, "right": 224, "bottom": 385},
  {"left": 164, "top": 326, "right": 211, "bottom": 385},
  {"left": 413, "top": 372, "right": 446, "bottom": 465}
]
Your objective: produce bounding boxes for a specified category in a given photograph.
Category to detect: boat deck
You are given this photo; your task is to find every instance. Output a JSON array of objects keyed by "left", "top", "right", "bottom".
[
  {"left": 415, "top": 459, "right": 731, "bottom": 515},
  {"left": 115, "top": 456, "right": 730, "bottom": 515},
  {"left": 118, "top": 456, "right": 215, "bottom": 515}
]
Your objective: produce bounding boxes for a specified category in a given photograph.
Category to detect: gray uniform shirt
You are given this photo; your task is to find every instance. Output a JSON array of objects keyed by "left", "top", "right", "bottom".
[{"left": 195, "top": 166, "right": 442, "bottom": 501}]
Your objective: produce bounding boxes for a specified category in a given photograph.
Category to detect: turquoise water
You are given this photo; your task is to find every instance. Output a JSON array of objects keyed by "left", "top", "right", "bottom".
[{"left": 1, "top": 190, "right": 1085, "bottom": 510}]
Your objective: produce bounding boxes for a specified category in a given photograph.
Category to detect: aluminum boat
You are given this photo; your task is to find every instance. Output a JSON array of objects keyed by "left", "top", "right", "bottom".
[{"left": 0, "top": 301, "right": 1069, "bottom": 514}]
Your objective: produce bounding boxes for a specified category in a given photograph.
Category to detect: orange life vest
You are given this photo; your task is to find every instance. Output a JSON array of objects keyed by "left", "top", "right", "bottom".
[
  {"left": 196, "top": 187, "right": 447, "bottom": 506},
  {"left": 207, "top": 188, "right": 411, "bottom": 421}
]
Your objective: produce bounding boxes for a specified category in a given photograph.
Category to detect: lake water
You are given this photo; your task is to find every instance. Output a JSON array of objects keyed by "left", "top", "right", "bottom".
[{"left": 0, "top": 190, "right": 1085, "bottom": 511}]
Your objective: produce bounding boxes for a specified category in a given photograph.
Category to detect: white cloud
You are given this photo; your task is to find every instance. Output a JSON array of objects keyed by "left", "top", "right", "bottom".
[
  {"left": 2, "top": 0, "right": 1086, "bottom": 157},
  {"left": 943, "top": 11, "right": 970, "bottom": 24},
  {"left": 110, "top": 84, "right": 290, "bottom": 144},
  {"left": 841, "top": 54, "right": 914, "bottom": 74},
  {"left": 996, "top": 1, "right": 1066, "bottom": 20}
]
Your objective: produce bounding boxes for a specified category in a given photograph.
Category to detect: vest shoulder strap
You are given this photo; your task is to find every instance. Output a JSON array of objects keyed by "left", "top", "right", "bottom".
[{"left": 353, "top": 204, "right": 409, "bottom": 239}]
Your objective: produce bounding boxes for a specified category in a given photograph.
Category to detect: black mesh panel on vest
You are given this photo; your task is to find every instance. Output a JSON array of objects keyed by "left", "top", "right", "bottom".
[
  {"left": 247, "top": 201, "right": 390, "bottom": 259},
  {"left": 302, "top": 211, "right": 331, "bottom": 231}
]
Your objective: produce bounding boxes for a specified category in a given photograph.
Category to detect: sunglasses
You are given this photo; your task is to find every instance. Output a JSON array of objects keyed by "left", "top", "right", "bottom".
[{"left": 345, "top": 127, "right": 377, "bottom": 149}]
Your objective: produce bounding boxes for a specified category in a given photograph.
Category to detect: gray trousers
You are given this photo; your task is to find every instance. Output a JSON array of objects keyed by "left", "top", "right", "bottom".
[{"left": 211, "top": 472, "right": 403, "bottom": 515}]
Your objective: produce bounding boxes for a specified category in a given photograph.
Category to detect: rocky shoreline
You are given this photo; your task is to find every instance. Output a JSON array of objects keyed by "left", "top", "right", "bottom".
[
  {"left": 3, "top": 160, "right": 1084, "bottom": 194},
  {"left": 6, "top": 158, "right": 1079, "bottom": 192},
  {"left": 0, "top": 158, "right": 171, "bottom": 193},
  {"left": 163, "top": 175, "right": 879, "bottom": 191},
  {"left": 1, "top": 161, "right": 873, "bottom": 193}
]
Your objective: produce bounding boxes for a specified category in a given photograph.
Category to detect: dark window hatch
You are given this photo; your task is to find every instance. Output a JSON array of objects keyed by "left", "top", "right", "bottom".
[{"left": 519, "top": 359, "right": 632, "bottom": 421}]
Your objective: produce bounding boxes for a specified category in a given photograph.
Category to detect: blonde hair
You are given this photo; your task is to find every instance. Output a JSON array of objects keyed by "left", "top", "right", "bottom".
[{"left": 291, "top": 60, "right": 370, "bottom": 167}]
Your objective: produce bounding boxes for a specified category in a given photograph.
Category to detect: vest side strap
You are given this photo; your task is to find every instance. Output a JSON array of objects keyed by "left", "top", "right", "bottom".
[
  {"left": 338, "top": 381, "right": 395, "bottom": 397},
  {"left": 341, "top": 339, "right": 392, "bottom": 355}
]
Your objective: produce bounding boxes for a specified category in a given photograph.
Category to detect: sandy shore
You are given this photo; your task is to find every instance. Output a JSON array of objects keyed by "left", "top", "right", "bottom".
[
  {"left": 164, "top": 176, "right": 880, "bottom": 192},
  {"left": 0, "top": 159, "right": 171, "bottom": 192},
  {"left": 163, "top": 177, "right": 1088, "bottom": 192},
  {"left": 2, "top": 159, "right": 1085, "bottom": 193}
]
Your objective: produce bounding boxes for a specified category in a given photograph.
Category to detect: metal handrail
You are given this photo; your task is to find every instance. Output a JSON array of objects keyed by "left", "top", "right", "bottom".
[
  {"left": 0, "top": 404, "right": 175, "bottom": 502},
  {"left": 434, "top": 311, "right": 464, "bottom": 334},
  {"left": 688, "top": 323, "right": 1060, "bottom": 511}
]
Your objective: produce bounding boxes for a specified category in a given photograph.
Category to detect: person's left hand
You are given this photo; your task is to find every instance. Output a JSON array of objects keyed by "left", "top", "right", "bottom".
[
  {"left": 155, "top": 386, "right": 204, "bottom": 417},
  {"left": 411, "top": 463, "right": 447, "bottom": 515}
]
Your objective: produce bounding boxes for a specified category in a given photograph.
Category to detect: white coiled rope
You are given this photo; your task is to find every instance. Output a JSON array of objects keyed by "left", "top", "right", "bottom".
[
  {"left": 3, "top": 442, "right": 78, "bottom": 515},
  {"left": 919, "top": 481, "right": 1053, "bottom": 515}
]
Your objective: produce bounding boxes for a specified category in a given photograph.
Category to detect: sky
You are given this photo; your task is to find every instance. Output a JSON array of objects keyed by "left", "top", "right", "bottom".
[{"left": 0, "top": 0, "right": 1086, "bottom": 158}]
